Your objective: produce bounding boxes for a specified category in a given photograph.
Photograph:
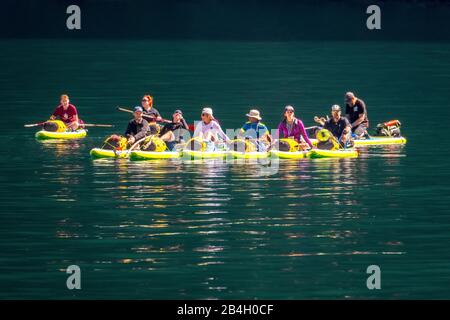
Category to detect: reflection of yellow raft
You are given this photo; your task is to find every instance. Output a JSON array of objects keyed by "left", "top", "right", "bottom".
[
  {"left": 35, "top": 129, "right": 87, "bottom": 140},
  {"left": 90, "top": 148, "right": 129, "bottom": 159},
  {"left": 270, "top": 150, "right": 311, "bottom": 159},
  {"left": 310, "top": 136, "right": 407, "bottom": 147},
  {"left": 309, "top": 149, "right": 358, "bottom": 158},
  {"left": 130, "top": 151, "right": 181, "bottom": 160}
]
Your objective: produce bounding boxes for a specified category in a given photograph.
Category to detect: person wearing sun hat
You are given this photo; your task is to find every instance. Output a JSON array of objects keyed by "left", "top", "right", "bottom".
[{"left": 238, "top": 108, "right": 272, "bottom": 149}]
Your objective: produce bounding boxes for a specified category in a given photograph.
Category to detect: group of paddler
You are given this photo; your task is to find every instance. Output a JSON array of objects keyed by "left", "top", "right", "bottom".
[{"left": 28, "top": 90, "right": 404, "bottom": 158}]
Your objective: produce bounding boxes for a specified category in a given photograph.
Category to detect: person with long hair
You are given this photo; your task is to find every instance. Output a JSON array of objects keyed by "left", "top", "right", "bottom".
[{"left": 277, "top": 105, "right": 313, "bottom": 149}]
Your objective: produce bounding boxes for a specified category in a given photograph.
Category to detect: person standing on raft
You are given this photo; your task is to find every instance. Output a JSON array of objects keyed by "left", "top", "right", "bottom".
[{"left": 50, "top": 94, "right": 84, "bottom": 130}]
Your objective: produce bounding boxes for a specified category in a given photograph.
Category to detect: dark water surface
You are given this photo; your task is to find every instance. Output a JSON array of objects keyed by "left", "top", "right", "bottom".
[{"left": 1, "top": 40, "right": 450, "bottom": 299}]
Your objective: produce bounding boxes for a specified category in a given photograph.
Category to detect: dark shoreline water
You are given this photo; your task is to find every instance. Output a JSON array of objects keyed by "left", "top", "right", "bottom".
[{"left": 1, "top": 39, "right": 450, "bottom": 299}]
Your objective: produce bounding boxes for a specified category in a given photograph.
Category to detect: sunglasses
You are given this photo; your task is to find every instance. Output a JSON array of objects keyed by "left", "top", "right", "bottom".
[
  {"left": 141, "top": 99, "right": 149, "bottom": 102},
  {"left": 285, "top": 110, "right": 294, "bottom": 113}
]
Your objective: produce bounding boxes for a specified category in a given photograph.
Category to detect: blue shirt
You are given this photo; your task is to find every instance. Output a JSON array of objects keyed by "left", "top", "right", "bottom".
[{"left": 240, "top": 121, "right": 269, "bottom": 139}]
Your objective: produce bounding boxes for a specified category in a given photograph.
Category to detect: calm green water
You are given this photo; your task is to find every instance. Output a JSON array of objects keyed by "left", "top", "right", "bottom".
[{"left": 1, "top": 39, "right": 450, "bottom": 299}]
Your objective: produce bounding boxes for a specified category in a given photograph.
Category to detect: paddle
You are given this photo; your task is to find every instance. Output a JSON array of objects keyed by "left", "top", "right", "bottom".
[
  {"left": 24, "top": 122, "right": 114, "bottom": 128},
  {"left": 116, "top": 106, "right": 170, "bottom": 123},
  {"left": 117, "top": 106, "right": 195, "bottom": 132}
]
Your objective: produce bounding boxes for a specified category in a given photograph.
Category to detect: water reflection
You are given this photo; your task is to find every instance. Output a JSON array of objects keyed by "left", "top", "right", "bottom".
[
  {"left": 38, "top": 140, "right": 83, "bottom": 157},
  {"left": 55, "top": 144, "right": 408, "bottom": 298}
]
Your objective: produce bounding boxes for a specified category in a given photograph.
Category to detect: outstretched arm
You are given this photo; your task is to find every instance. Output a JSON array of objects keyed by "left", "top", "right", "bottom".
[{"left": 214, "top": 122, "right": 230, "bottom": 142}]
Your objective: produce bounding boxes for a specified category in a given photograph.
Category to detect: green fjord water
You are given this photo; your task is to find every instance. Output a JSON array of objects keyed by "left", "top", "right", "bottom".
[{"left": 0, "top": 39, "right": 450, "bottom": 299}]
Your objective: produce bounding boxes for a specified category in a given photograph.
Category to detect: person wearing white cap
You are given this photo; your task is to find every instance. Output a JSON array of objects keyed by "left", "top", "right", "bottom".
[
  {"left": 238, "top": 108, "right": 271, "bottom": 150},
  {"left": 193, "top": 107, "right": 230, "bottom": 145}
]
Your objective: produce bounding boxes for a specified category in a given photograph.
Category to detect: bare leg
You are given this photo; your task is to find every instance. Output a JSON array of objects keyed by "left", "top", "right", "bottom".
[{"left": 160, "top": 131, "right": 175, "bottom": 142}]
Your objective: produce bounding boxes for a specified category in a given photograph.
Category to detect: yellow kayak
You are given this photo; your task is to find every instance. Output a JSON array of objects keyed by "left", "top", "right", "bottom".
[
  {"left": 270, "top": 150, "right": 311, "bottom": 159},
  {"left": 310, "top": 136, "right": 406, "bottom": 147},
  {"left": 182, "top": 149, "right": 228, "bottom": 159},
  {"left": 353, "top": 136, "right": 407, "bottom": 146},
  {"left": 90, "top": 148, "right": 129, "bottom": 159},
  {"left": 35, "top": 129, "right": 87, "bottom": 140},
  {"left": 229, "top": 151, "right": 269, "bottom": 159},
  {"left": 309, "top": 149, "right": 358, "bottom": 158},
  {"left": 130, "top": 151, "right": 181, "bottom": 160}
]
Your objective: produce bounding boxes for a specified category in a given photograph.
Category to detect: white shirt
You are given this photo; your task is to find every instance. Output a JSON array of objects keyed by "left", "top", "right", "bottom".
[{"left": 193, "top": 120, "right": 229, "bottom": 142}]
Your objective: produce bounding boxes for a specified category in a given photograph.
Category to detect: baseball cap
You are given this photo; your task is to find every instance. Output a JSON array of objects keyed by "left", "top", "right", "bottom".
[
  {"left": 345, "top": 92, "right": 355, "bottom": 101},
  {"left": 331, "top": 104, "right": 341, "bottom": 112},
  {"left": 202, "top": 107, "right": 214, "bottom": 118}
]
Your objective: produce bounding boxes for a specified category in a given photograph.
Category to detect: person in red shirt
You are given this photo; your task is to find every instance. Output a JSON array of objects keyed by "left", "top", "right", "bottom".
[{"left": 50, "top": 94, "right": 84, "bottom": 130}]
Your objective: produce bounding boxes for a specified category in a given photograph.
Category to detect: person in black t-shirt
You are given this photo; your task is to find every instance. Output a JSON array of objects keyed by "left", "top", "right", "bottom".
[
  {"left": 345, "top": 92, "right": 369, "bottom": 138},
  {"left": 159, "top": 109, "right": 189, "bottom": 150},
  {"left": 316, "top": 105, "right": 352, "bottom": 148},
  {"left": 125, "top": 106, "right": 150, "bottom": 144},
  {"left": 141, "top": 94, "right": 162, "bottom": 134}
]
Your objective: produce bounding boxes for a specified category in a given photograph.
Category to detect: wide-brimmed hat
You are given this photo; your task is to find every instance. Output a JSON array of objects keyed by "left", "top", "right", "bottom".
[{"left": 246, "top": 109, "right": 262, "bottom": 120}]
